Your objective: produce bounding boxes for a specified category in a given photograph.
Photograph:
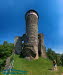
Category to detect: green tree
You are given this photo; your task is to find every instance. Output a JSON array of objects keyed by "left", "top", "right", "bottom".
[
  {"left": 0, "top": 41, "right": 14, "bottom": 70},
  {"left": 60, "top": 54, "right": 63, "bottom": 66},
  {"left": 56, "top": 54, "right": 61, "bottom": 66},
  {"left": 47, "top": 48, "right": 61, "bottom": 66},
  {"left": 47, "top": 48, "right": 56, "bottom": 60},
  {"left": 3, "top": 41, "right": 8, "bottom": 46}
]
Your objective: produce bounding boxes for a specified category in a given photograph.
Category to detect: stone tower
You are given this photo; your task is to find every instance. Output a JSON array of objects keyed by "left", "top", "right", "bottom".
[
  {"left": 14, "top": 9, "right": 47, "bottom": 60},
  {"left": 25, "top": 10, "right": 39, "bottom": 59}
]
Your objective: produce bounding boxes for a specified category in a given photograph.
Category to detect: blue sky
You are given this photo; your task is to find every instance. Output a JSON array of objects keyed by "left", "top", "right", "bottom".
[{"left": 0, "top": 0, "right": 63, "bottom": 53}]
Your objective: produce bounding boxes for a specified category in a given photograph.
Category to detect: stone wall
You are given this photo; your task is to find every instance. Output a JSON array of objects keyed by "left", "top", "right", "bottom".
[
  {"left": 14, "top": 36, "right": 22, "bottom": 54},
  {"left": 38, "top": 33, "right": 47, "bottom": 58}
]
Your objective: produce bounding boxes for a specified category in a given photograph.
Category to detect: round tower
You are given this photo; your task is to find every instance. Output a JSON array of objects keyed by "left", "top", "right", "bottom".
[{"left": 25, "top": 10, "right": 39, "bottom": 59}]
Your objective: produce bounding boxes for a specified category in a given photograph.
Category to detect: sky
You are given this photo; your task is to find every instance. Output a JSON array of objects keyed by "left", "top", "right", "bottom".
[{"left": 0, "top": 0, "right": 63, "bottom": 53}]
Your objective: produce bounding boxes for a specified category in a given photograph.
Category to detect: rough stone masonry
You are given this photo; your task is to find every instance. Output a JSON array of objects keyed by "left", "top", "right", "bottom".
[{"left": 14, "top": 10, "right": 47, "bottom": 60}]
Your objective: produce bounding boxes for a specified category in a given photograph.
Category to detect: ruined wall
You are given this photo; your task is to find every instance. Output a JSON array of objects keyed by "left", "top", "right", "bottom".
[
  {"left": 25, "top": 10, "right": 39, "bottom": 59},
  {"left": 14, "top": 36, "right": 22, "bottom": 54},
  {"left": 21, "top": 34, "right": 27, "bottom": 43},
  {"left": 38, "top": 33, "right": 47, "bottom": 58}
]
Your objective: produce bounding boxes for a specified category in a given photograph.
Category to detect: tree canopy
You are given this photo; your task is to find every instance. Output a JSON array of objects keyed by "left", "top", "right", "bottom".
[{"left": 0, "top": 41, "right": 14, "bottom": 70}]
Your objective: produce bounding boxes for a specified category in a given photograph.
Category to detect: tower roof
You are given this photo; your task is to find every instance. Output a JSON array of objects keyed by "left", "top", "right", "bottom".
[{"left": 25, "top": 9, "right": 39, "bottom": 19}]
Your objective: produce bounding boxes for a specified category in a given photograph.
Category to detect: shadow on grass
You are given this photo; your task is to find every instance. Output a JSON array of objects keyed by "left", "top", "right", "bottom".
[
  {"left": 19, "top": 54, "right": 24, "bottom": 58},
  {"left": 48, "top": 69, "right": 52, "bottom": 71}
]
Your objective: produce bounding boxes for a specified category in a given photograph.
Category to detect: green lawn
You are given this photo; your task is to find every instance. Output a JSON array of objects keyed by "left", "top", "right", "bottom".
[{"left": 12, "top": 55, "right": 63, "bottom": 75}]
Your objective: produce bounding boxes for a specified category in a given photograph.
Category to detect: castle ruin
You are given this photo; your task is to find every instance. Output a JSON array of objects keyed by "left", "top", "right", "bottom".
[{"left": 14, "top": 10, "right": 47, "bottom": 59}]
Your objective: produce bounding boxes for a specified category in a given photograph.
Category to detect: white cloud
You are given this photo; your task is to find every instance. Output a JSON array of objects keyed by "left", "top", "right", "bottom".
[{"left": 53, "top": 48, "right": 63, "bottom": 54}]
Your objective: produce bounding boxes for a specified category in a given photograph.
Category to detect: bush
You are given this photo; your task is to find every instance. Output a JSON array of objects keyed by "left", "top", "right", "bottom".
[
  {"left": 47, "top": 48, "right": 61, "bottom": 66},
  {"left": 0, "top": 41, "right": 14, "bottom": 70}
]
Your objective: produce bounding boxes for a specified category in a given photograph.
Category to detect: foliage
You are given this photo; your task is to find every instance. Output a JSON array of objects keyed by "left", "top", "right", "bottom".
[
  {"left": 47, "top": 48, "right": 56, "bottom": 60},
  {"left": 56, "top": 54, "right": 61, "bottom": 66},
  {"left": 47, "top": 48, "right": 62, "bottom": 66},
  {"left": 0, "top": 41, "right": 14, "bottom": 70},
  {"left": 60, "top": 54, "right": 63, "bottom": 66}
]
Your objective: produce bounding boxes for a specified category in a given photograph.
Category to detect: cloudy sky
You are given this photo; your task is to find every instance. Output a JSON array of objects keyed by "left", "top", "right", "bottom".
[{"left": 0, "top": 0, "right": 63, "bottom": 53}]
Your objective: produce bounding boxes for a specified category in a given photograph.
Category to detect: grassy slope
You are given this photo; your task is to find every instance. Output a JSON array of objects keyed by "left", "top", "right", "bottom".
[{"left": 13, "top": 55, "right": 63, "bottom": 75}]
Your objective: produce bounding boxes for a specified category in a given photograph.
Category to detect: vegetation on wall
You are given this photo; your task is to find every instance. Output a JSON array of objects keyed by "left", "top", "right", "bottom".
[{"left": 0, "top": 41, "right": 14, "bottom": 70}]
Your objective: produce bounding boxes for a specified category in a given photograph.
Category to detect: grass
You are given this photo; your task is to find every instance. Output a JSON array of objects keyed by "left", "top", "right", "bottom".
[{"left": 6, "top": 54, "right": 63, "bottom": 75}]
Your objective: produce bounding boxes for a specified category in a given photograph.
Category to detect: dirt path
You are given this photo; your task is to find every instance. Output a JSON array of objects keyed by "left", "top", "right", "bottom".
[{"left": 61, "top": 73, "right": 63, "bottom": 75}]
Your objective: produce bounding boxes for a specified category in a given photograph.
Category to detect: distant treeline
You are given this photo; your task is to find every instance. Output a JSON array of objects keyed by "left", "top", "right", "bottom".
[
  {"left": 0, "top": 41, "right": 14, "bottom": 70},
  {"left": 47, "top": 48, "right": 63, "bottom": 66}
]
